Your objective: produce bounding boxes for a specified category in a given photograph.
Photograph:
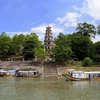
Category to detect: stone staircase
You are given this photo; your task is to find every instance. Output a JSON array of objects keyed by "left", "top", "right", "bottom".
[{"left": 43, "top": 62, "right": 58, "bottom": 77}]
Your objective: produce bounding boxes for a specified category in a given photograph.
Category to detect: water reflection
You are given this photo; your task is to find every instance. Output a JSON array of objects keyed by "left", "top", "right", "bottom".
[{"left": 0, "top": 77, "right": 100, "bottom": 100}]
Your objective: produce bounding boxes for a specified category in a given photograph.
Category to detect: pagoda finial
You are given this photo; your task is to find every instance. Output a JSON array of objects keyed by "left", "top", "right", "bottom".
[{"left": 48, "top": 25, "right": 50, "bottom": 27}]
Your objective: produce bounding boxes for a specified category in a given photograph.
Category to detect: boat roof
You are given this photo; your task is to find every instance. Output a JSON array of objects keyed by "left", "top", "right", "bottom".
[
  {"left": 0, "top": 70, "right": 7, "bottom": 72},
  {"left": 7, "top": 70, "right": 16, "bottom": 72},
  {"left": 28, "top": 71, "right": 38, "bottom": 72},
  {"left": 19, "top": 71, "right": 38, "bottom": 73},
  {"left": 84, "top": 71, "right": 100, "bottom": 73},
  {"left": 19, "top": 71, "right": 28, "bottom": 73}
]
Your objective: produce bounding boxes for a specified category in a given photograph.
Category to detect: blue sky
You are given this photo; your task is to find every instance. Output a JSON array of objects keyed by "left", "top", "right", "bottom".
[{"left": 0, "top": 0, "right": 100, "bottom": 42}]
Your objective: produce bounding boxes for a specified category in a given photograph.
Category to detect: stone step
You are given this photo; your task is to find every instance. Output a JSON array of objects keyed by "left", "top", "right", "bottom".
[
  {"left": 44, "top": 73, "right": 57, "bottom": 75},
  {"left": 44, "top": 69, "right": 57, "bottom": 73},
  {"left": 43, "top": 62, "right": 58, "bottom": 77},
  {"left": 44, "top": 70, "right": 57, "bottom": 72},
  {"left": 44, "top": 73, "right": 58, "bottom": 77}
]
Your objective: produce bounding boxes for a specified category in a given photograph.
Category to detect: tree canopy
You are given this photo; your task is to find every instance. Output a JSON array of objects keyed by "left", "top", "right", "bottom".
[
  {"left": 97, "top": 25, "right": 100, "bottom": 34},
  {"left": 76, "top": 22, "right": 96, "bottom": 38},
  {"left": 0, "top": 22, "right": 100, "bottom": 64},
  {"left": 22, "top": 33, "right": 43, "bottom": 60},
  {"left": 52, "top": 33, "right": 72, "bottom": 63},
  {"left": 12, "top": 34, "right": 25, "bottom": 54},
  {"left": 0, "top": 32, "right": 12, "bottom": 58}
]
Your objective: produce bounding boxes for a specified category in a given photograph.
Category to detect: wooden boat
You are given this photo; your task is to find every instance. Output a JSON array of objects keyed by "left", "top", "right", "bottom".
[
  {"left": 0, "top": 70, "right": 7, "bottom": 77},
  {"left": 16, "top": 70, "right": 42, "bottom": 78},
  {"left": 62, "top": 70, "right": 100, "bottom": 81},
  {"left": 62, "top": 74, "right": 90, "bottom": 81}
]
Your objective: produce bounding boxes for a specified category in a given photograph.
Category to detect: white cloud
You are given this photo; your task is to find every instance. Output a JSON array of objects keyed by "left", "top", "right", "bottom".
[
  {"left": 31, "top": 24, "right": 46, "bottom": 34},
  {"left": 6, "top": 24, "right": 64, "bottom": 41},
  {"left": 31, "top": 23, "right": 64, "bottom": 40},
  {"left": 92, "top": 35, "right": 100, "bottom": 43},
  {"left": 72, "top": 6, "right": 80, "bottom": 11},
  {"left": 6, "top": 32, "right": 30, "bottom": 37},
  {"left": 82, "top": 0, "right": 100, "bottom": 20},
  {"left": 56, "top": 12, "right": 80, "bottom": 27},
  {"left": 5, "top": 0, "right": 100, "bottom": 43}
]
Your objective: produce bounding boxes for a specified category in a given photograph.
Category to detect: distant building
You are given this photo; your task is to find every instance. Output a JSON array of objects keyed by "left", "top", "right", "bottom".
[{"left": 44, "top": 26, "right": 53, "bottom": 53}]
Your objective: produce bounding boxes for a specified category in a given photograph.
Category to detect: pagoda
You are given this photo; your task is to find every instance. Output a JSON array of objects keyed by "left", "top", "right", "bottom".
[{"left": 44, "top": 26, "right": 53, "bottom": 53}]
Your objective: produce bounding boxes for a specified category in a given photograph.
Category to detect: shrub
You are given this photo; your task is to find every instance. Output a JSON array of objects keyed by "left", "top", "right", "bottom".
[
  {"left": 93, "top": 55, "right": 100, "bottom": 64},
  {"left": 82, "top": 57, "right": 93, "bottom": 67}
]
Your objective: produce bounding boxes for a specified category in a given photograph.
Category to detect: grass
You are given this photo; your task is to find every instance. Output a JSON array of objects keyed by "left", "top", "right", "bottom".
[{"left": 64, "top": 61, "right": 100, "bottom": 72}]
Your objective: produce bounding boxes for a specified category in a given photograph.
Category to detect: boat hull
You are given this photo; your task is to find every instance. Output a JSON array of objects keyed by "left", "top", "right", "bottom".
[
  {"left": 93, "top": 77, "right": 100, "bottom": 81},
  {"left": 5, "top": 75, "right": 16, "bottom": 78},
  {"left": 0, "top": 75, "right": 5, "bottom": 77}
]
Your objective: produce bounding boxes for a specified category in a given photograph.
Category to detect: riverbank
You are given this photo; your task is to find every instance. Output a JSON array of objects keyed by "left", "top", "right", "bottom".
[{"left": 0, "top": 61, "right": 100, "bottom": 77}]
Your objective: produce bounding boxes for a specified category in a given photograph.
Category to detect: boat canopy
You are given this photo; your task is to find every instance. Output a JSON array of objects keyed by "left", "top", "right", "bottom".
[
  {"left": 19, "top": 71, "right": 38, "bottom": 73},
  {"left": 84, "top": 72, "right": 100, "bottom": 74},
  {"left": 19, "top": 71, "right": 28, "bottom": 73},
  {"left": 0, "top": 70, "right": 7, "bottom": 73}
]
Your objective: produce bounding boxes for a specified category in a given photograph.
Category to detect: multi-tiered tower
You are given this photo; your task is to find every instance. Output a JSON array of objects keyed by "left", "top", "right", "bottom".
[{"left": 44, "top": 26, "right": 53, "bottom": 53}]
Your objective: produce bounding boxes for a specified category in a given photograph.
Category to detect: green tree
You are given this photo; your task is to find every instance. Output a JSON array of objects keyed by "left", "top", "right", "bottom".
[
  {"left": 67, "top": 34, "right": 93, "bottom": 60},
  {"left": 52, "top": 46, "right": 72, "bottom": 63},
  {"left": 94, "top": 41, "right": 100, "bottom": 55},
  {"left": 12, "top": 34, "right": 25, "bottom": 55},
  {"left": 0, "top": 32, "right": 12, "bottom": 59},
  {"left": 22, "top": 40, "right": 36, "bottom": 59},
  {"left": 76, "top": 22, "right": 96, "bottom": 38},
  {"left": 82, "top": 57, "right": 93, "bottom": 67},
  {"left": 97, "top": 25, "right": 100, "bottom": 34},
  {"left": 34, "top": 47, "right": 46, "bottom": 59},
  {"left": 54, "top": 33, "right": 70, "bottom": 47},
  {"left": 22, "top": 33, "right": 42, "bottom": 60},
  {"left": 53, "top": 33, "right": 72, "bottom": 63},
  {"left": 93, "top": 41, "right": 100, "bottom": 63},
  {"left": 25, "top": 33, "right": 41, "bottom": 47}
]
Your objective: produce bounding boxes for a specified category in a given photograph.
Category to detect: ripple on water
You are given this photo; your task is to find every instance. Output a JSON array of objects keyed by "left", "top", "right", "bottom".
[{"left": 0, "top": 78, "right": 100, "bottom": 100}]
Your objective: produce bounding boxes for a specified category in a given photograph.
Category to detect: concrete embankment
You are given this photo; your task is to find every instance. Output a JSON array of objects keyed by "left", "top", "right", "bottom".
[
  {"left": 43, "top": 62, "right": 57, "bottom": 77},
  {"left": 0, "top": 61, "right": 58, "bottom": 77},
  {"left": 0, "top": 61, "right": 100, "bottom": 77},
  {"left": 0, "top": 61, "right": 43, "bottom": 73}
]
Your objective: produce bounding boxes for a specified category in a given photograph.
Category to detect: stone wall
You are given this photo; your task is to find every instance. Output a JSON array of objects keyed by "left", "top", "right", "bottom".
[{"left": 0, "top": 61, "right": 43, "bottom": 73}]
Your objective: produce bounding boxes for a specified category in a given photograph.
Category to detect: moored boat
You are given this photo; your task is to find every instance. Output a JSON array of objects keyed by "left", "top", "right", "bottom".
[
  {"left": 62, "top": 70, "right": 100, "bottom": 81},
  {"left": 16, "top": 70, "right": 42, "bottom": 78},
  {"left": 62, "top": 73, "right": 90, "bottom": 81}
]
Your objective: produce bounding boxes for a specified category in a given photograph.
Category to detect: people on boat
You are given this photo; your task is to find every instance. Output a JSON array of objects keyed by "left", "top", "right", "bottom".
[
  {"left": 89, "top": 74, "right": 90, "bottom": 78},
  {"left": 15, "top": 70, "right": 20, "bottom": 76},
  {"left": 68, "top": 71, "right": 73, "bottom": 76}
]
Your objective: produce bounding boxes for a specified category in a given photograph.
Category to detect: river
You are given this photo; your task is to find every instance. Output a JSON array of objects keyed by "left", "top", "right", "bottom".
[{"left": 0, "top": 77, "right": 100, "bottom": 100}]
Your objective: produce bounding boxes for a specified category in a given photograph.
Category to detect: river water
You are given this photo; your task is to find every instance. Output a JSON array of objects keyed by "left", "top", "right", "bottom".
[{"left": 0, "top": 77, "right": 100, "bottom": 100}]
